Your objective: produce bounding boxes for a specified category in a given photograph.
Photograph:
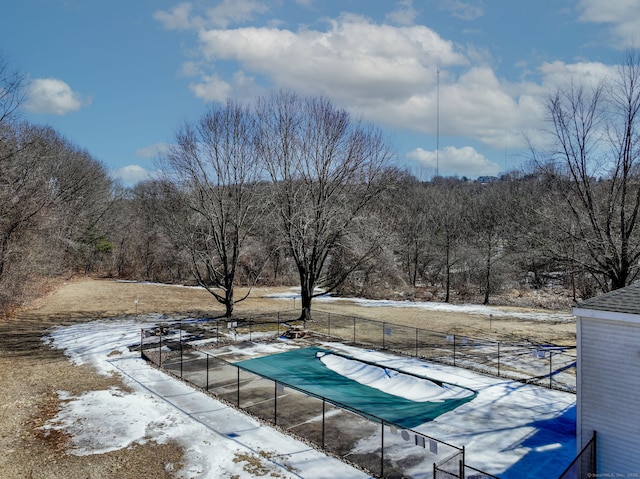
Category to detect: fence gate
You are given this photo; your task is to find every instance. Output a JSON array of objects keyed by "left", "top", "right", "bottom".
[{"left": 433, "top": 448, "right": 464, "bottom": 479}]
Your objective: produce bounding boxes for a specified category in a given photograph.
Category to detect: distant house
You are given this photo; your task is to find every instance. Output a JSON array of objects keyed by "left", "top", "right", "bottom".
[
  {"left": 476, "top": 175, "right": 498, "bottom": 184},
  {"left": 573, "top": 283, "right": 640, "bottom": 475}
]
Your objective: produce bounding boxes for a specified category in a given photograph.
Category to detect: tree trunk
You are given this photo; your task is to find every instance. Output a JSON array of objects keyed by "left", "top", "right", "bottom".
[
  {"left": 444, "top": 235, "right": 451, "bottom": 303},
  {"left": 224, "top": 286, "right": 234, "bottom": 318},
  {"left": 299, "top": 268, "right": 314, "bottom": 322},
  {"left": 224, "top": 300, "right": 234, "bottom": 317},
  {"left": 483, "top": 240, "right": 492, "bottom": 305}
]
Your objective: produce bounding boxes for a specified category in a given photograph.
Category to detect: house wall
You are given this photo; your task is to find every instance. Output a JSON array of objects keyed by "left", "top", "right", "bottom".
[{"left": 575, "top": 309, "right": 640, "bottom": 475}]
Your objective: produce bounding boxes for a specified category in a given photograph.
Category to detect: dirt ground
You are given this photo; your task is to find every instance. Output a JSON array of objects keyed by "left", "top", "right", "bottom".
[{"left": 0, "top": 277, "right": 576, "bottom": 479}]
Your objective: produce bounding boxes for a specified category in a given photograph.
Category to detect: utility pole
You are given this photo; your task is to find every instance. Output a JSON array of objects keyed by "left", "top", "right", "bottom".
[{"left": 436, "top": 66, "right": 440, "bottom": 178}]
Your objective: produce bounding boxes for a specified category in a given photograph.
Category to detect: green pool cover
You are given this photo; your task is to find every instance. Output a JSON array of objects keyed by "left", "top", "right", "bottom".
[{"left": 236, "top": 346, "right": 476, "bottom": 429}]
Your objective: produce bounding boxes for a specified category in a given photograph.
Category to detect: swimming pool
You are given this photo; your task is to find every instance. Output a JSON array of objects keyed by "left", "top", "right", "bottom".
[{"left": 236, "top": 346, "right": 476, "bottom": 428}]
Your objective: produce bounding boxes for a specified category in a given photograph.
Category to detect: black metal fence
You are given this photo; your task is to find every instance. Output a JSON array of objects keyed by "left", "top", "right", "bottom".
[
  {"left": 433, "top": 449, "right": 464, "bottom": 478},
  {"left": 557, "top": 432, "right": 596, "bottom": 479},
  {"left": 139, "top": 309, "right": 576, "bottom": 392},
  {"left": 138, "top": 309, "right": 581, "bottom": 478},
  {"left": 464, "top": 465, "right": 502, "bottom": 479},
  {"left": 308, "top": 310, "right": 576, "bottom": 392},
  {"left": 141, "top": 326, "right": 465, "bottom": 478}
]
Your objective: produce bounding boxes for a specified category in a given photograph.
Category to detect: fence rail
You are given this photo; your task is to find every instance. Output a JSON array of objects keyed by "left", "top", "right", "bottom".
[
  {"left": 557, "top": 431, "right": 596, "bottom": 479},
  {"left": 141, "top": 325, "right": 464, "bottom": 478},
  {"left": 309, "top": 310, "right": 576, "bottom": 392},
  {"left": 138, "top": 308, "right": 581, "bottom": 478}
]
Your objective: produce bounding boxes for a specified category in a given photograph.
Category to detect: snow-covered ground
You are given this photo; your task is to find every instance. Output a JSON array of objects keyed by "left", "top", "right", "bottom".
[
  {"left": 317, "top": 351, "right": 475, "bottom": 402},
  {"left": 43, "top": 315, "right": 576, "bottom": 479},
  {"left": 43, "top": 316, "right": 369, "bottom": 479},
  {"left": 266, "top": 288, "right": 575, "bottom": 322},
  {"left": 323, "top": 342, "right": 576, "bottom": 478}
]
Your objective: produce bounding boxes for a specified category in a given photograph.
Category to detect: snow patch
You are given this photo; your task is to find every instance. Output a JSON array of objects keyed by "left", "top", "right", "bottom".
[
  {"left": 42, "top": 315, "right": 576, "bottom": 478},
  {"left": 317, "top": 352, "right": 474, "bottom": 402}
]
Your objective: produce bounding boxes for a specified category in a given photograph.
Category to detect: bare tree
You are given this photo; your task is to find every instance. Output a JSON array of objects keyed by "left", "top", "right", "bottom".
[
  {"left": 162, "top": 99, "right": 263, "bottom": 317},
  {"left": 110, "top": 181, "right": 190, "bottom": 281},
  {"left": 0, "top": 123, "right": 114, "bottom": 310},
  {"left": 426, "top": 179, "right": 472, "bottom": 302},
  {"left": 0, "top": 55, "right": 25, "bottom": 129},
  {"left": 393, "top": 175, "right": 432, "bottom": 287},
  {"left": 256, "top": 91, "right": 396, "bottom": 320},
  {"left": 543, "top": 50, "right": 640, "bottom": 292}
]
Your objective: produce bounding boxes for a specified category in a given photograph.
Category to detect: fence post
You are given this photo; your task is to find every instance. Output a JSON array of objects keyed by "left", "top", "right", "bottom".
[
  {"left": 549, "top": 351, "right": 553, "bottom": 389},
  {"left": 497, "top": 342, "right": 501, "bottom": 377},
  {"left": 328, "top": 313, "right": 331, "bottom": 339},
  {"left": 415, "top": 328, "right": 419, "bottom": 357},
  {"left": 180, "top": 323, "right": 183, "bottom": 378},
  {"left": 237, "top": 367, "right": 240, "bottom": 407},
  {"left": 206, "top": 354, "right": 209, "bottom": 391},
  {"left": 140, "top": 329, "right": 144, "bottom": 359},
  {"left": 380, "top": 419, "right": 384, "bottom": 478},
  {"left": 590, "top": 431, "right": 597, "bottom": 473},
  {"left": 277, "top": 312, "right": 280, "bottom": 336},
  {"left": 453, "top": 334, "right": 457, "bottom": 367},
  {"left": 353, "top": 317, "right": 356, "bottom": 344},
  {"left": 159, "top": 330, "right": 162, "bottom": 367},
  {"left": 322, "top": 399, "right": 326, "bottom": 450},
  {"left": 274, "top": 381, "right": 278, "bottom": 425}
]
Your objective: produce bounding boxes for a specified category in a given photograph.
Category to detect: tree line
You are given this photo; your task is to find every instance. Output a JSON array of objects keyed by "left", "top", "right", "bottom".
[{"left": 2, "top": 51, "right": 640, "bottom": 318}]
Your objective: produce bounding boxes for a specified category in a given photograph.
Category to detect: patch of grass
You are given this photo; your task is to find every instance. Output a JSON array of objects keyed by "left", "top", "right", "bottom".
[{"left": 232, "top": 450, "right": 295, "bottom": 478}]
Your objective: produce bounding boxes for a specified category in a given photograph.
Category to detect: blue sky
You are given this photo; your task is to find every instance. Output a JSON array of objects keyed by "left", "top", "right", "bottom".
[{"left": 1, "top": 0, "right": 638, "bottom": 185}]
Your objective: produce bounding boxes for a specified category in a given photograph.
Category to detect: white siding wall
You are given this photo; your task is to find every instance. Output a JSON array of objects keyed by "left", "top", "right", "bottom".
[{"left": 577, "top": 314, "right": 640, "bottom": 474}]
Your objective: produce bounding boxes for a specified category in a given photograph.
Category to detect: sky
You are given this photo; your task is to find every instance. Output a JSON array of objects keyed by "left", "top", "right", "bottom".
[{"left": 1, "top": 0, "right": 638, "bottom": 185}]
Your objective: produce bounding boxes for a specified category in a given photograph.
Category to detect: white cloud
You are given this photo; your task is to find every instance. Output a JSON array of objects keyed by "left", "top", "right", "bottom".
[
  {"left": 158, "top": 8, "right": 620, "bottom": 155},
  {"left": 181, "top": 15, "right": 545, "bottom": 149},
  {"left": 135, "top": 143, "right": 171, "bottom": 159},
  {"left": 537, "top": 60, "right": 616, "bottom": 90},
  {"left": 189, "top": 73, "right": 233, "bottom": 102},
  {"left": 386, "top": 0, "right": 419, "bottom": 26},
  {"left": 204, "top": 0, "right": 269, "bottom": 28},
  {"left": 408, "top": 145, "right": 500, "bottom": 178},
  {"left": 197, "top": 15, "right": 466, "bottom": 101},
  {"left": 189, "top": 70, "right": 259, "bottom": 103},
  {"left": 578, "top": 0, "right": 640, "bottom": 46},
  {"left": 436, "top": 0, "right": 485, "bottom": 21},
  {"left": 439, "top": 67, "right": 545, "bottom": 149},
  {"left": 25, "top": 78, "right": 89, "bottom": 115},
  {"left": 111, "top": 165, "right": 153, "bottom": 186},
  {"left": 154, "top": 0, "right": 269, "bottom": 30},
  {"left": 154, "top": 2, "right": 197, "bottom": 30},
  {"left": 181, "top": 61, "right": 202, "bottom": 77}
]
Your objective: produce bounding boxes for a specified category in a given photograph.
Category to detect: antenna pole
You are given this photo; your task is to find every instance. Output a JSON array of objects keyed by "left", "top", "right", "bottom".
[{"left": 436, "top": 67, "right": 440, "bottom": 178}]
